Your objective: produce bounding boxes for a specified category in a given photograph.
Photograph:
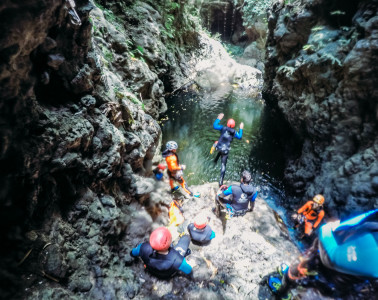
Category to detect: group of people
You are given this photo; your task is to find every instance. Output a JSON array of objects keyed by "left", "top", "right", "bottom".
[
  {"left": 131, "top": 113, "right": 255, "bottom": 278},
  {"left": 153, "top": 112, "right": 244, "bottom": 194},
  {"left": 130, "top": 212, "right": 216, "bottom": 278},
  {"left": 132, "top": 113, "right": 378, "bottom": 298}
]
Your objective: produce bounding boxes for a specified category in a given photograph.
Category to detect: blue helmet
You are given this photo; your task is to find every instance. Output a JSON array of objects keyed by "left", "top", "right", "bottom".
[{"left": 166, "top": 141, "right": 178, "bottom": 150}]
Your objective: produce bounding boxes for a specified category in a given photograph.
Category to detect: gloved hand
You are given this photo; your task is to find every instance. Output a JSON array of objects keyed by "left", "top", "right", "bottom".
[
  {"left": 130, "top": 250, "right": 135, "bottom": 258},
  {"left": 220, "top": 185, "right": 228, "bottom": 191}
]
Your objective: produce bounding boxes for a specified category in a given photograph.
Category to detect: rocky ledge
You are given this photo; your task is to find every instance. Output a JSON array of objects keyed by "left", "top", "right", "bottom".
[{"left": 25, "top": 181, "right": 299, "bottom": 299}]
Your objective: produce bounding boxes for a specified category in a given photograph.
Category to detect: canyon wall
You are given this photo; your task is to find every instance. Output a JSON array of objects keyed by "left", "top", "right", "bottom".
[{"left": 264, "top": 0, "right": 378, "bottom": 216}]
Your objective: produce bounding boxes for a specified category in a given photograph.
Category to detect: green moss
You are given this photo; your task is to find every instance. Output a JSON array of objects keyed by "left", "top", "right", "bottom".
[{"left": 102, "top": 46, "right": 113, "bottom": 62}]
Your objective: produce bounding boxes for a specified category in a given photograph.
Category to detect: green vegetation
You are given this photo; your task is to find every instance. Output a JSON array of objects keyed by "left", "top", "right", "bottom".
[
  {"left": 113, "top": 87, "right": 145, "bottom": 110},
  {"left": 277, "top": 65, "right": 295, "bottom": 76},
  {"left": 161, "top": 1, "right": 180, "bottom": 38},
  {"left": 223, "top": 43, "right": 244, "bottom": 57},
  {"left": 242, "top": 0, "right": 274, "bottom": 26},
  {"left": 320, "top": 53, "right": 342, "bottom": 66},
  {"left": 303, "top": 44, "right": 315, "bottom": 51},
  {"left": 101, "top": 46, "right": 113, "bottom": 62},
  {"left": 311, "top": 26, "right": 324, "bottom": 32},
  {"left": 94, "top": 0, "right": 125, "bottom": 33}
]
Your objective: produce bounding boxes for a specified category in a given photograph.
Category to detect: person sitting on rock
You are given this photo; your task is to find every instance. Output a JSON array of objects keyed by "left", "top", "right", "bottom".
[
  {"left": 153, "top": 163, "right": 166, "bottom": 181},
  {"left": 187, "top": 213, "right": 215, "bottom": 245},
  {"left": 213, "top": 113, "right": 244, "bottom": 187},
  {"left": 130, "top": 227, "right": 192, "bottom": 279},
  {"left": 215, "top": 170, "right": 258, "bottom": 217},
  {"left": 162, "top": 141, "right": 193, "bottom": 196},
  {"left": 296, "top": 194, "right": 325, "bottom": 238}
]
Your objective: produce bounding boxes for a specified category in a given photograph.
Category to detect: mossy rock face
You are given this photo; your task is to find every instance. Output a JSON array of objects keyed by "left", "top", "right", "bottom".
[{"left": 264, "top": 0, "right": 378, "bottom": 214}]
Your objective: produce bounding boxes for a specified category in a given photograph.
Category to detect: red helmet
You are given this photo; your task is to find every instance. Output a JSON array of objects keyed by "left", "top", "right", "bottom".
[
  {"left": 194, "top": 214, "right": 208, "bottom": 229},
  {"left": 157, "top": 164, "right": 166, "bottom": 170},
  {"left": 227, "top": 119, "right": 235, "bottom": 128},
  {"left": 149, "top": 227, "right": 172, "bottom": 251}
]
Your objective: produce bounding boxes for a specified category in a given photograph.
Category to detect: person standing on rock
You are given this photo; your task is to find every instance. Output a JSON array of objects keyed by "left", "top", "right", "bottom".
[
  {"left": 130, "top": 227, "right": 193, "bottom": 279},
  {"left": 213, "top": 113, "right": 244, "bottom": 187},
  {"left": 162, "top": 141, "right": 193, "bottom": 196},
  {"left": 187, "top": 213, "right": 215, "bottom": 245},
  {"left": 215, "top": 170, "right": 258, "bottom": 217},
  {"left": 296, "top": 194, "right": 325, "bottom": 238}
]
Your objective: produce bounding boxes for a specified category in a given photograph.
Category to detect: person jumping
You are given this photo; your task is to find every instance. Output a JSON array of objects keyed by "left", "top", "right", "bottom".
[{"left": 213, "top": 113, "right": 244, "bottom": 187}]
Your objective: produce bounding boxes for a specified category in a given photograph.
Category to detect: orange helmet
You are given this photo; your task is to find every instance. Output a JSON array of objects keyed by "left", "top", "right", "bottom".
[
  {"left": 194, "top": 214, "right": 209, "bottom": 229},
  {"left": 313, "top": 194, "right": 325, "bottom": 205},
  {"left": 149, "top": 227, "right": 172, "bottom": 251},
  {"left": 227, "top": 119, "right": 235, "bottom": 128}
]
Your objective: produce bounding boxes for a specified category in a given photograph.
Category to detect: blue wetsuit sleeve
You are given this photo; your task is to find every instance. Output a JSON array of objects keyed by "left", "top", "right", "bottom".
[
  {"left": 178, "top": 258, "right": 193, "bottom": 274},
  {"left": 213, "top": 119, "right": 223, "bottom": 131},
  {"left": 210, "top": 231, "right": 216, "bottom": 240},
  {"left": 223, "top": 186, "right": 233, "bottom": 196},
  {"left": 235, "top": 129, "right": 243, "bottom": 139},
  {"left": 251, "top": 191, "right": 258, "bottom": 202},
  {"left": 131, "top": 244, "right": 142, "bottom": 257}
]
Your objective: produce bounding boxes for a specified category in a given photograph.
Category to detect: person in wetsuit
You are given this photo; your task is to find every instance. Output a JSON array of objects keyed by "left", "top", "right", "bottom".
[
  {"left": 162, "top": 141, "right": 193, "bottom": 196},
  {"left": 216, "top": 170, "right": 258, "bottom": 217},
  {"left": 187, "top": 213, "right": 215, "bottom": 245},
  {"left": 130, "top": 227, "right": 192, "bottom": 279},
  {"left": 213, "top": 113, "right": 244, "bottom": 187},
  {"left": 267, "top": 209, "right": 378, "bottom": 299},
  {"left": 296, "top": 194, "right": 325, "bottom": 238}
]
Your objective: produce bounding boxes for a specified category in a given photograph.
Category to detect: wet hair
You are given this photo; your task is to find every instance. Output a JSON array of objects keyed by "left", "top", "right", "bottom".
[{"left": 241, "top": 170, "right": 252, "bottom": 184}]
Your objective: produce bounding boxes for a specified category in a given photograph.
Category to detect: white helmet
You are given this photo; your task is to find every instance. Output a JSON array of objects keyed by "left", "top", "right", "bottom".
[{"left": 166, "top": 141, "right": 178, "bottom": 150}]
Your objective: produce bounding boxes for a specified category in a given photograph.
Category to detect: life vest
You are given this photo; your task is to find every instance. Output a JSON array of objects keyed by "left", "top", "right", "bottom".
[
  {"left": 299, "top": 201, "right": 323, "bottom": 221},
  {"left": 216, "top": 127, "right": 235, "bottom": 154},
  {"left": 230, "top": 184, "right": 257, "bottom": 211},
  {"left": 162, "top": 150, "right": 180, "bottom": 172},
  {"left": 319, "top": 209, "right": 378, "bottom": 278},
  {"left": 139, "top": 243, "right": 184, "bottom": 279},
  {"left": 187, "top": 224, "right": 213, "bottom": 245},
  {"left": 169, "top": 201, "right": 184, "bottom": 226}
]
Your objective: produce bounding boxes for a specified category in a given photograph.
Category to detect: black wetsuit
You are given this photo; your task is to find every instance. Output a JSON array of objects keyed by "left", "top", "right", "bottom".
[
  {"left": 219, "top": 183, "right": 258, "bottom": 215},
  {"left": 213, "top": 118, "right": 242, "bottom": 186},
  {"left": 131, "top": 235, "right": 191, "bottom": 279},
  {"left": 187, "top": 224, "right": 215, "bottom": 245}
]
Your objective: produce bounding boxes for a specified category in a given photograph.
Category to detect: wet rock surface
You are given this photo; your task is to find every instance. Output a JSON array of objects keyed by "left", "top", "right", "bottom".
[
  {"left": 7, "top": 180, "right": 299, "bottom": 300},
  {"left": 264, "top": 0, "right": 378, "bottom": 216},
  {"left": 128, "top": 182, "right": 299, "bottom": 300}
]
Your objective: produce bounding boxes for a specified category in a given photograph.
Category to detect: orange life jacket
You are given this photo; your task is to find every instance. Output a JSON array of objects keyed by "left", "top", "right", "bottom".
[
  {"left": 165, "top": 153, "right": 181, "bottom": 173},
  {"left": 298, "top": 201, "right": 324, "bottom": 228}
]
